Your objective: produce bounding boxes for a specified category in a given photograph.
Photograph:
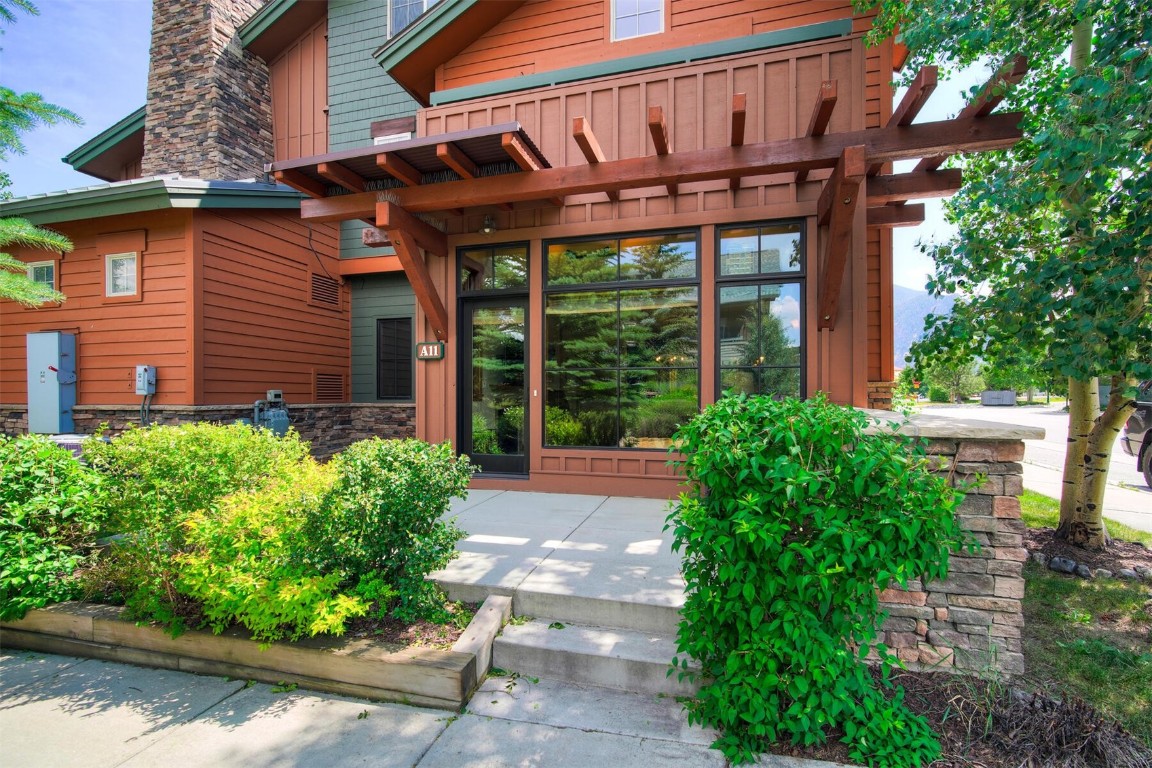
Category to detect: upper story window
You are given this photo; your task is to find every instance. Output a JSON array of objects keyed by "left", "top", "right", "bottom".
[
  {"left": 105, "top": 252, "right": 138, "bottom": 298},
  {"left": 389, "top": 0, "right": 441, "bottom": 37},
  {"left": 612, "top": 0, "right": 663, "bottom": 42},
  {"left": 27, "top": 261, "right": 56, "bottom": 291}
]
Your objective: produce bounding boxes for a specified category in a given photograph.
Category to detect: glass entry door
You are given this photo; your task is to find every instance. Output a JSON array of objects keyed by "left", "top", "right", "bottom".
[{"left": 460, "top": 298, "right": 528, "bottom": 474}]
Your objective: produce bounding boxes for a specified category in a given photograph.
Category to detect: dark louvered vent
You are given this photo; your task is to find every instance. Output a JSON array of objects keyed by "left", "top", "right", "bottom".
[
  {"left": 310, "top": 273, "right": 340, "bottom": 306},
  {"left": 314, "top": 371, "right": 345, "bottom": 402}
]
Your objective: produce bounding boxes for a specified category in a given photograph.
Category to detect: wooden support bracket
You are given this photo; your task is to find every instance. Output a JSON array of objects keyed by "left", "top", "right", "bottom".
[
  {"left": 376, "top": 201, "right": 447, "bottom": 257},
  {"left": 377, "top": 152, "right": 422, "bottom": 187},
  {"left": 273, "top": 169, "right": 326, "bottom": 199},
  {"left": 817, "top": 145, "right": 866, "bottom": 330},
  {"left": 647, "top": 106, "right": 677, "bottom": 196},
  {"left": 385, "top": 227, "right": 449, "bottom": 342},
  {"left": 573, "top": 116, "right": 618, "bottom": 202},
  {"left": 796, "top": 80, "right": 839, "bottom": 183},
  {"left": 317, "top": 161, "right": 367, "bottom": 193}
]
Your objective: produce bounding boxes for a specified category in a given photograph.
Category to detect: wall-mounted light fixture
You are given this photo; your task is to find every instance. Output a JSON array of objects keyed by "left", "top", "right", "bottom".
[{"left": 479, "top": 215, "right": 496, "bottom": 235}]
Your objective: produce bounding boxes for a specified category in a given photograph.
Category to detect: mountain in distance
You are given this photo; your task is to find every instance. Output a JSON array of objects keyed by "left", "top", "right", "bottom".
[{"left": 893, "top": 285, "right": 956, "bottom": 367}]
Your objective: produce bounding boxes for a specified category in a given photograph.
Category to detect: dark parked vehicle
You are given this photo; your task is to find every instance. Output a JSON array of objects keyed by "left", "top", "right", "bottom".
[{"left": 1120, "top": 381, "right": 1152, "bottom": 488}]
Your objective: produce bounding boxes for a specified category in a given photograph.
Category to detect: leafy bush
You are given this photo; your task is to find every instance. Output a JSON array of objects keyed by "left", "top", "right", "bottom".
[
  {"left": 82, "top": 423, "right": 312, "bottom": 626},
  {"left": 177, "top": 462, "right": 368, "bottom": 644},
  {"left": 928, "top": 386, "right": 951, "bottom": 403},
  {"left": 471, "top": 414, "right": 502, "bottom": 454},
  {"left": 632, "top": 390, "right": 699, "bottom": 437},
  {"left": 305, "top": 438, "right": 473, "bottom": 622},
  {"left": 543, "top": 406, "right": 585, "bottom": 446},
  {"left": 0, "top": 435, "right": 105, "bottom": 620},
  {"left": 667, "top": 393, "right": 969, "bottom": 767}
]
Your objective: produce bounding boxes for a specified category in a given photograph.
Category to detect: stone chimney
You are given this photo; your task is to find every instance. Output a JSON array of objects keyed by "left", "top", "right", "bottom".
[{"left": 141, "top": 0, "right": 273, "bottom": 180}]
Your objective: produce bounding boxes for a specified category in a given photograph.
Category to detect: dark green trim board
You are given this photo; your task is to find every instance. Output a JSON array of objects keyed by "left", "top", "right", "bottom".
[
  {"left": 372, "top": 0, "right": 478, "bottom": 71},
  {"left": 0, "top": 179, "right": 303, "bottom": 225},
  {"left": 424, "top": 20, "right": 853, "bottom": 106},
  {"left": 62, "top": 107, "right": 145, "bottom": 171},
  {"left": 238, "top": 0, "right": 298, "bottom": 49}
]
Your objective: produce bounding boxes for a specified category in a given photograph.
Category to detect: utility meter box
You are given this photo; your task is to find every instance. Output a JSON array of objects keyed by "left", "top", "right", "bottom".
[
  {"left": 26, "top": 331, "right": 77, "bottom": 434},
  {"left": 135, "top": 365, "right": 157, "bottom": 395}
]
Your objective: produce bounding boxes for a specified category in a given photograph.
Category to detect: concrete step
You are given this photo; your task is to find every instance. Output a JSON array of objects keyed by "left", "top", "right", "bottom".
[{"left": 493, "top": 619, "right": 698, "bottom": 697}]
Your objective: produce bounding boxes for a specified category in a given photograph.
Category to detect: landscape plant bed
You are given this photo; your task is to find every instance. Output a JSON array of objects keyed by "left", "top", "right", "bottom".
[{"left": 0, "top": 595, "right": 510, "bottom": 710}]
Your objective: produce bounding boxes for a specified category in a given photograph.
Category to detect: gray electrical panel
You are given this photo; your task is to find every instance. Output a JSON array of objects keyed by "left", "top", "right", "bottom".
[{"left": 26, "top": 331, "right": 77, "bottom": 434}]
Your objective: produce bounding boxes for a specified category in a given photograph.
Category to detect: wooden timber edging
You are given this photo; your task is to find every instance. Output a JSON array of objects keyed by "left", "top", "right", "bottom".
[{"left": 0, "top": 594, "right": 512, "bottom": 710}]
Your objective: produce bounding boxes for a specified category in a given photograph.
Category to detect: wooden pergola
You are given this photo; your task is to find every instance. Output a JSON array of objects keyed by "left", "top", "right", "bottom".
[{"left": 268, "top": 59, "right": 1026, "bottom": 343}]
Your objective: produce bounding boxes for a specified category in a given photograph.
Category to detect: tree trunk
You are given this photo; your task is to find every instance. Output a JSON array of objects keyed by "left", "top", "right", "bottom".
[
  {"left": 1057, "top": 376, "right": 1137, "bottom": 550},
  {"left": 1058, "top": 377, "right": 1095, "bottom": 537}
]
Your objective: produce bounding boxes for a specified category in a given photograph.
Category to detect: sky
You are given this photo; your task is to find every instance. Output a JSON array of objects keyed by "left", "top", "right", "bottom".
[{"left": 0, "top": 1, "right": 985, "bottom": 290}]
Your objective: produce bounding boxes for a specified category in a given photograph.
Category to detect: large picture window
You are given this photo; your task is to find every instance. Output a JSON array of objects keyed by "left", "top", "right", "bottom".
[
  {"left": 544, "top": 231, "right": 698, "bottom": 449},
  {"left": 717, "top": 222, "right": 804, "bottom": 399}
]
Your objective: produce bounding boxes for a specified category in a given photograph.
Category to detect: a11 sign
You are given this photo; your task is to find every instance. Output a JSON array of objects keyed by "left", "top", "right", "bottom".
[{"left": 416, "top": 341, "right": 444, "bottom": 360}]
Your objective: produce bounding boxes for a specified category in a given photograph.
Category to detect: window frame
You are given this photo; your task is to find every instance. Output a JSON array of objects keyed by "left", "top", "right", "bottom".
[
  {"left": 542, "top": 228, "right": 701, "bottom": 450},
  {"left": 102, "top": 251, "right": 141, "bottom": 302},
  {"left": 715, "top": 220, "right": 807, "bottom": 401},
  {"left": 375, "top": 316, "right": 414, "bottom": 401},
  {"left": 388, "top": 0, "right": 439, "bottom": 38},
  {"left": 26, "top": 260, "right": 56, "bottom": 291},
  {"left": 610, "top": 0, "right": 664, "bottom": 42},
  {"left": 458, "top": 242, "right": 531, "bottom": 297}
]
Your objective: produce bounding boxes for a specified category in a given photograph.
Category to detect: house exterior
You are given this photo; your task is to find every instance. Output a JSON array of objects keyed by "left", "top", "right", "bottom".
[{"left": 2, "top": 0, "right": 1020, "bottom": 496}]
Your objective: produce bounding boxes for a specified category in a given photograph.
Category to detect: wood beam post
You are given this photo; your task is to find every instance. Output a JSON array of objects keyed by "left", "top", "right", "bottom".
[
  {"left": 817, "top": 145, "right": 866, "bottom": 330},
  {"left": 317, "top": 161, "right": 367, "bottom": 193},
  {"left": 647, "top": 106, "right": 677, "bottom": 196},
  {"left": 384, "top": 226, "right": 449, "bottom": 342},
  {"left": 299, "top": 113, "right": 1023, "bottom": 220},
  {"left": 376, "top": 201, "right": 447, "bottom": 256},
  {"left": 796, "top": 80, "right": 839, "bottom": 183},
  {"left": 273, "top": 169, "right": 326, "bottom": 198},
  {"left": 916, "top": 55, "right": 1027, "bottom": 172},
  {"left": 867, "top": 203, "right": 926, "bottom": 228},
  {"left": 866, "top": 169, "right": 962, "bottom": 205},
  {"left": 377, "top": 152, "right": 422, "bottom": 187},
  {"left": 572, "top": 116, "right": 618, "bottom": 202}
]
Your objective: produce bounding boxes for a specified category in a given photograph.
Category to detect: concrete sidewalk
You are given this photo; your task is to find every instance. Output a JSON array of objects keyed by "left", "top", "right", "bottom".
[
  {"left": 0, "top": 649, "right": 848, "bottom": 767},
  {"left": 1021, "top": 462, "right": 1152, "bottom": 533}
]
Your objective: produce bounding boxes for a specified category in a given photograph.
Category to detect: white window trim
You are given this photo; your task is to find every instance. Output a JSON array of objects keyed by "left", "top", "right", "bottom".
[
  {"left": 388, "top": 0, "right": 438, "bottom": 39},
  {"left": 611, "top": 0, "right": 665, "bottom": 43},
  {"left": 105, "top": 252, "right": 138, "bottom": 297},
  {"left": 26, "top": 260, "right": 56, "bottom": 291}
]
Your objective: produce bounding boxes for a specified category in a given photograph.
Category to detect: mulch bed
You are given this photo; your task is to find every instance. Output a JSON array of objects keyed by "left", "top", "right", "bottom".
[
  {"left": 344, "top": 602, "right": 478, "bottom": 649},
  {"left": 762, "top": 529, "right": 1152, "bottom": 767}
]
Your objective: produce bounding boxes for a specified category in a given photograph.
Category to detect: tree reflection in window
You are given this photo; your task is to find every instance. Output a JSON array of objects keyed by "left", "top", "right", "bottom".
[{"left": 544, "top": 231, "right": 699, "bottom": 448}]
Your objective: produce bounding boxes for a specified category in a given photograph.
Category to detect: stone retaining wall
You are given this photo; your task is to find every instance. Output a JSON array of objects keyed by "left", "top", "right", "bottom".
[
  {"left": 876, "top": 432, "right": 1030, "bottom": 676},
  {"left": 1, "top": 404, "right": 416, "bottom": 459}
]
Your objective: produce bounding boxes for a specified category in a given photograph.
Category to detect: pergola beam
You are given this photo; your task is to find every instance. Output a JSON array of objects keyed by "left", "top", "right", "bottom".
[
  {"left": 317, "top": 161, "right": 367, "bottom": 193},
  {"left": 299, "top": 112, "right": 1023, "bottom": 220},
  {"left": 916, "top": 55, "right": 1027, "bottom": 173},
  {"left": 376, "top": 201, "right": 447, "bottom": 256},
  {"left": 436, "top": 142, "right": 478, "bottom": 179},
  {"left": 573, "top": 116, "right": 618, "bottom": 202},
  {"left": 377, "top": 152, "right": 422, "bottom": 187},
  {"left": 868, "top": 203, "right": 926, "bottom": 228},
  {"left": 796, "top": 80, "right": 839, "bottom": 183},
  {"left": 869, "top": 66, "right": 938, "bottom": 175},
  {"left": 866, "top": 169, "right": 962, "bottom": 205},
  {"left": 273, "top": 169, "right": 326, "bottom": 198},
  {"left": 730, "top": 93, "right": 747, "bottom": 190},
  {"left": 502, "top": 132, "right": 562, "bottom": 206},
  {"left": 647, "top": 106, "right": 677, "bottom": 196},
  {"left": 816, "top": 146, "right": 866, "bottom": 331}
]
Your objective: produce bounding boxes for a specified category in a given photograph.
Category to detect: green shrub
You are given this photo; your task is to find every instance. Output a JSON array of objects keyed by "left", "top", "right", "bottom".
[
  {"left": 177, "top": 462, "right": 368, "bottom": 644},
  {"left": 471, "top": 414, "right": 502, "bottom": 454},
  {"left": 0, "top": 435, "right": 106, "bottom": 620},
  {"left": 305, "top": 438, "right": 473, "bottom": 622},
  {"left": 667, "top": 393, "right": 969, "bottom": 767},
  {"left": 927, "top": 386, "right": 951, "bottom": 403},
  {"left": 544, "top": 406, "right": 585, "bottom": 446},
  {"left": 83, "top": 423, "right": 312, "bottom": 626}
]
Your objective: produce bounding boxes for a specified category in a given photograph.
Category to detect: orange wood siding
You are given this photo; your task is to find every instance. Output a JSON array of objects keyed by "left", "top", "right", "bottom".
[
  {"left": 0, "top": 210, "right": 194, "bottom": 406},
  {"left": 437, "top": 0, "right": 857, "bottom": 92},
  {"left": 195, "top": 210, "right": 346, "bottom": 405},
  {"left": 269, "top": 16, "right": 328, "bottom": 162}
]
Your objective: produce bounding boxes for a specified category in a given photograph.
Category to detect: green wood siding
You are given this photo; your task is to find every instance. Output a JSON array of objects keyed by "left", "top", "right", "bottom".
[{"left": 351, "top": 272, "right": 416, "bottom": 402}]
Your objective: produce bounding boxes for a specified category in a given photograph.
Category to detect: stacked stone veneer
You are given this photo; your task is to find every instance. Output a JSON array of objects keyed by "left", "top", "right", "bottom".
[
  {"left": 877, "top": 435, "right": 1029, "bottom": 676},
  {"left": 2, "top": 404, "right": 415, "bottom": 460},
  {"left": 142, "top": 0, "right": 273, "bottom": 180}
]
